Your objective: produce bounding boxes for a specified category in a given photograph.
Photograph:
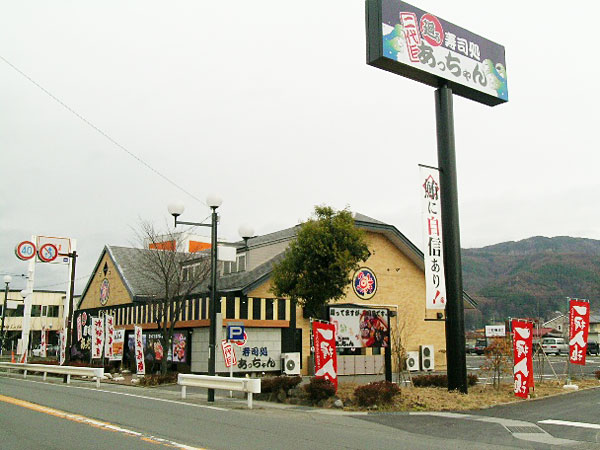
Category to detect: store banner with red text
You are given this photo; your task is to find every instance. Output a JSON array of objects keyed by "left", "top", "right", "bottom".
[
  {"left": 512, "top": 320, "right": 533, "bottom": 399},
  {"left": 312, "top": 321, "right": 338, "bottom": 391},
  {"left": 104, "top": 314, "right": 115, "bottom": 359},
  {"left": 569, "top": 299, "right": 590, "bottom": 365},
  {"left": 134, "top": 325, "right": 145, "bottom": 375},
  {"left": 91, "top": 317, "right": 104, "bottom": 359}
]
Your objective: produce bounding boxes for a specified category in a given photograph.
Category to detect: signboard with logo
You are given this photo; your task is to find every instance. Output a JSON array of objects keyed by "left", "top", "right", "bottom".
[
  {"left": 420, "top": 166, "right": 446, "bottom": 310},
  {"left": 485, "top": 325, "right": 506, "bottom": 338},
  {"left": 352, "top": 268, "right": 377, "bottom": 300},
  {"left": 367, "top": 0, "right": 507, "bottom": 106},
  {"left": 569, "top": 298, "right": 590, "bottom": 366},
  {"left": 329, "top": 305, "right": 389, "bottom": 348},
  {"left": 312, "top": 321, "right": 338, "bottom": 391},
  {"left": 512, "top": 319, "right": 533, "bottom": 399}
]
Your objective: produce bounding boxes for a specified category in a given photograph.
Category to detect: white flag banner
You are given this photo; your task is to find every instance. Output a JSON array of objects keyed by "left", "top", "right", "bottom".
[
  {"left": 40, "top": 326, "right": 47, "bottom": 358},
  {"left": 91, "top": 316, "right": 105, "bottom": 359},
  {"left": 420, "top": 166, "right": 447, "bottom": 310},
  {"left": 59, "top": 331, "right": 66, "bottom": 365},
  {"left": 104, "top": 315, "right": 115, "bottom": 358},
  {"left": 134, "top": 325, "right": 145, "bottom": 375}
]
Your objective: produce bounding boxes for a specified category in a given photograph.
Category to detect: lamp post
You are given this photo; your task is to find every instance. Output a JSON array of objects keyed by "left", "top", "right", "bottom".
[
  {"left": 1, "top": 275, "right": 11, "bottom": 354},
  {"left": 168, "top": 195, "right": 222, "bottom": 402}
]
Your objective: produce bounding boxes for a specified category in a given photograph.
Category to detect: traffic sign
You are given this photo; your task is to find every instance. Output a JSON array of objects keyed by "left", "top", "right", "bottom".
[
  {"left": 15, "top": 241, "right": 36, "bottom": 261},
  {"left": 37, "top": 236, "right": 71, "bottom": 264},
  {"left": 38, "top": 243, "right": 58, "bottom": 263},
  {"left": 227, "top": 324, "right": 245, "bottom": 341}
]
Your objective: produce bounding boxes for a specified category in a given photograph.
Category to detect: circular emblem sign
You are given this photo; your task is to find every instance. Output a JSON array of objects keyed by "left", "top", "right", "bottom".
[
  {"left": 38, "top": 243, "right": 58, "bottom": 263},
  {"left": 352, "top": 268, "right": 377, "bottom": 300},
  {"left": 420, "top": 13, "right": 444, "bottom": 47},
  {"left": 15, "top": 241, "right": 36, "bottom": 261},
  {"left": 100, "top": 278, "right": 110, "bottom": 306}
]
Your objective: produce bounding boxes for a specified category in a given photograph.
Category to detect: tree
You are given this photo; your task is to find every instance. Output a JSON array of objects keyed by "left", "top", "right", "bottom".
[
  {"left": 270, "top": 206, "right": 370, "bottom": 317},
  {"left": 390, "top": 315, "right": 416, "bottom": 385},
  {"left": 480, "top": 337, "right": 512, "bottom": 389},
  {"left": 135, "top": 222, "right": 211, "bottom": 375}
]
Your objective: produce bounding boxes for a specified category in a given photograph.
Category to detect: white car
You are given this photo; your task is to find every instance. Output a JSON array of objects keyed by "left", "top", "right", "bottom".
[{"left": 541, "top": 337, "right": 568, "bottom": 355}]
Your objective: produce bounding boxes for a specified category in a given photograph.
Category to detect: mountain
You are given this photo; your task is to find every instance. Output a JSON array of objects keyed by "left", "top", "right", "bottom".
[{"left": 461, "top": 236, "right": 600, "bottom": 327}]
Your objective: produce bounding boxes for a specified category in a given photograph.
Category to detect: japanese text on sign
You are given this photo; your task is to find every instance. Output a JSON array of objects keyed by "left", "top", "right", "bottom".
[
  {"left": 569, "top": 299, "right": 590, "bottom": 365},
  {"left": 512, "top": 320, "right": 533, "bottom": 399},
  {"left": 420, "top": 166, "right": 446, "bottom": 309}
]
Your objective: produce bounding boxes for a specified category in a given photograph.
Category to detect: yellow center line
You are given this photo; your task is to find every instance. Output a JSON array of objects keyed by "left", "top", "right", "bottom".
[{"left": 0, "top": 394, "right": 205, "bottom": 450}]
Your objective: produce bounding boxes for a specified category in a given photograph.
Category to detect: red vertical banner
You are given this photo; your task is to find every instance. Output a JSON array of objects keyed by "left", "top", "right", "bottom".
[
  {"left": 512, "top": 320, "right": 533, "bottom": 399},
  {"left": 569, "top": 299, "right": 590, "bottom": 366},
  {"left": 312, "top": 321, "right": 338, "bottom": 391}
]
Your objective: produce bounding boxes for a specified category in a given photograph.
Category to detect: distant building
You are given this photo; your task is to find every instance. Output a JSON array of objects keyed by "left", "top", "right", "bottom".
[
  {"left": 1, "top": 290, "right": 69, "bottom": 351},
  {"left": 544, "top": 313, "right": 600, "bottom": 343}
]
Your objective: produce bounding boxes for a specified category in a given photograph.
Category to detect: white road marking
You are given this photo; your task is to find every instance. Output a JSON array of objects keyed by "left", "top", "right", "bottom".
[
  {"left": 0, "top": 374, "right": 229, "bottom": 411},
  {"left": 539, "top": 419, "right": 600, "bottom": 430}
]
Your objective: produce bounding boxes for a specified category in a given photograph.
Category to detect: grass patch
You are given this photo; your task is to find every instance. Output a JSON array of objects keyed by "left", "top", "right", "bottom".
[{"left": 336, "top": 379, "right": 600, "bottom": 411}]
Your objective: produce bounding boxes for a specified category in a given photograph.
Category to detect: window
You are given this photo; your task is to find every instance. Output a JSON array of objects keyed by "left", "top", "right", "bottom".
[
  {"left": 31, "top": 305, "right": 41, "bottom": 317},
  {"left": 182, "top": 267, "right": 190, "bottom": 281},
  {"left": 47, "top": 306, "right": 59, "bottom": 317},
  {"left": 237, "top": 255, "right": 246, "bottom": 272},
  {"left": 223, "top": 261, "right": 231, "bottom": 275}
]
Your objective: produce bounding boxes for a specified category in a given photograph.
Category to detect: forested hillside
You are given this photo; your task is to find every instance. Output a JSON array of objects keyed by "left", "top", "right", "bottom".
[{"left": 462, "top": 236, "right": 600, "bottom": 328}]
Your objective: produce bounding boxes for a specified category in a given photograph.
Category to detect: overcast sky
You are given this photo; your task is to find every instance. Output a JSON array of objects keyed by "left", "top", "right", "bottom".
[{"left": 1, "top": 1, "right": 598, "bottom": 293}]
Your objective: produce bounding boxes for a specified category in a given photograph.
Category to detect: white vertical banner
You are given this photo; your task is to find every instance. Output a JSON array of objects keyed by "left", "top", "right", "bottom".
[
  {"left": 59, "top": 331, "right": 66, "bottom": 365},
  {"left": 420, "top": 166, "right": 447, "bottom": 310},
  {"left": 91, "top": 317, "right": 104, "bottom": 359},
  {"left": 40, "top": 326, "right": 47, "bottom": 358},
  {"left": 134, "top": 325, "right": 145, "bottom": 375},
  {"left": 104, "top": 315, "right": 114, "bottom": 359}
]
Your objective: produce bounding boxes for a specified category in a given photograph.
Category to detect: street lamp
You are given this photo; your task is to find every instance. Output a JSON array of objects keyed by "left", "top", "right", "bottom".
[
  {"left": 1, "top": 275, "right": 11, "bottom": 354},
  {"left": 168, "top": 194, "right": 222, "bottom": 402}
]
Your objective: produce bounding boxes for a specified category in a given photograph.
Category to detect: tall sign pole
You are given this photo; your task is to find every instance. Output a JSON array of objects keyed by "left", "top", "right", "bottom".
[
  {"left": 435, "top": 85, "right": 467, "bottom": 392},
  {"left": 366, "top": 0, "right": 507, "bottom": 394},
  {"left": 207, "top": 206, "right": 219, "bottom": 402},
  {"left": 63, "top": 250, "right": 77, "bottom": 365}
]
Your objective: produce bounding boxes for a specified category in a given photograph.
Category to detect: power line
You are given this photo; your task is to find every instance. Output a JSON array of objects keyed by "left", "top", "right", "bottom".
[
  {"left": 0, "top": 54, "right": 207, "bottom": 207},
  {"left": 35, "top": 274, "right": 91, "bottom": 290}
]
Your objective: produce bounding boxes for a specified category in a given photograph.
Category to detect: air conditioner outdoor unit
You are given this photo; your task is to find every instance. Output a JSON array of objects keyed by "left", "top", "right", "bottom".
[
  {"left": 420, "top": 345, "right": 434, "bottom": 371},
  {"left": 406, "top": 351, "right": 420, "bottom": 372},
  {"left": 281, "top": 352, "right": 301, "bottom": 375}
]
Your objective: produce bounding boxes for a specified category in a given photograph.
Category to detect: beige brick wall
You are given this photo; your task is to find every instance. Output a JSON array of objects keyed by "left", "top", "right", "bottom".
[
  {"left": 79, "top": 252, "right": 133, "bottom": 309},
  {"left": 248, "top": 231, "right": 447, "bottom": 374}
]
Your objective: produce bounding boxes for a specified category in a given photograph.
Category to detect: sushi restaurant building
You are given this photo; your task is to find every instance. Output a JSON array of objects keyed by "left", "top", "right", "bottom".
[{"left": 75, "top": 213, "right": 475, "bottom": 376}]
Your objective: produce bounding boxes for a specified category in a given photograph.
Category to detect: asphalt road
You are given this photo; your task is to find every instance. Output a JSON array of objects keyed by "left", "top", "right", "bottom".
[
  {"left": 467, "top": 354, "right": 600, "bottom": 383},
  {"left": 2, "top": 372, "right": 600, "bottom": 449}
]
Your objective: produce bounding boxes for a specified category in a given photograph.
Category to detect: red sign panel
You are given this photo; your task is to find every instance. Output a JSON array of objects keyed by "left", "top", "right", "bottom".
[
  {"left": 221, "top": 340, "right": 237, "bottom": 368},
  {"left": 312, "top": 321, "right": 338, "bottom": 391},
  {"left": 569, "top": 299, "right": 590, "bottom": 366},
  {"left": 512, "top": 320, "right": 533, "bottom": 399}
]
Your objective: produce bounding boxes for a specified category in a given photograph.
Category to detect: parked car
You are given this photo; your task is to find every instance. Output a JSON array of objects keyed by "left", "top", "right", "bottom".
[
  {"left": 32, "top": 344, "right": 59, "bottom": 357},
  {"left": 465, "top": 342, "right": 476, "bottom": 354},
  {"left": 474, "top": 339, "right": 488, "bottom": 355},
  {"left": 586, "top": 341, "right": 599, "bottom": 356},
  {"left": 541, "top": 337, "right": 568, "bottom": 355}
]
